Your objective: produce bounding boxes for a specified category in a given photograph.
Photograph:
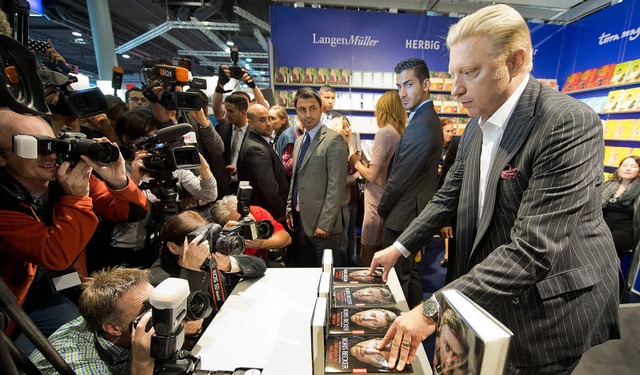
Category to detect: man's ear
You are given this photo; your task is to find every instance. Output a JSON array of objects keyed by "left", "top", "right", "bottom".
[
  {"left": 508, "top": 48, "right": 527, "bottom": 77},
  {"left": 102, "top": 321, "right": 123, "bottom": 337},
  {"left": 423, "top": 78, "right": 430, "bottom": 92},
  {"left": 167, "top": 241, "right": 180, "bottom": 255}
]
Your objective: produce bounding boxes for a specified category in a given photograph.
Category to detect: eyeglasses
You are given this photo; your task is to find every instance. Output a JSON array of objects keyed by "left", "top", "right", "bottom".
[{"left": 128, "top": 97, "right": 148, "bottom": 104}]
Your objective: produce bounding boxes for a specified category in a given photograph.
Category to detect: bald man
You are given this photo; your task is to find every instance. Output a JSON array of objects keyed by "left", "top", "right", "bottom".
[{"left": 236, "top": 104, "right": 290, "bottom": 220}]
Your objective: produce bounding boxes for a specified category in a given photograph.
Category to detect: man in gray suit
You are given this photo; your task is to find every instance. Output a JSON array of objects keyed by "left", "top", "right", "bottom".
[
  {"left": 377, "top": 58, "right": 443, "bottom": 308},
  {"left": 286, "top": 87, "right": 347, "bottom": 266},
  {"left": 369, "top": 4, "right": 620, "bottom": 374}
]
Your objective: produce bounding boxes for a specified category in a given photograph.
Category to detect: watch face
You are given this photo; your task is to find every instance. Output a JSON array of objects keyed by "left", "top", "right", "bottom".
[{"left": 423, "top": 300, "right": 439, "bottom": 318}]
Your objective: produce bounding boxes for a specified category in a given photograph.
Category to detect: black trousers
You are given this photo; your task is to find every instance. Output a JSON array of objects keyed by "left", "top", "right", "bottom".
[
  {"left": 383, "top": 227, "right": 423, "bottom": 308},
  {"left": 289, "top": 211, "right": 340, "bottom": 267}
]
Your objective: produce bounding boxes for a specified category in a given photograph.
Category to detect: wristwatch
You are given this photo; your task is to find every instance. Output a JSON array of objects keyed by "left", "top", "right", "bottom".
[{"left": 422, "top": 297, "right": 440, "bottom": 322}]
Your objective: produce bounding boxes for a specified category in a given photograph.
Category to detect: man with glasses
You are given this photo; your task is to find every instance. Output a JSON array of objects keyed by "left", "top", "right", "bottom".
[{"left": 125, "top": 87, "right": 149, "bottom": 110}]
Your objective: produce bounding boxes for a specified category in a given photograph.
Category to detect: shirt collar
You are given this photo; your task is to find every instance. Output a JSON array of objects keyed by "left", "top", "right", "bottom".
[
  {"left": 305, "top": 123, "right": 322, "bottom": 140},
  {"left": 480, "top": 74, "right": 530, "bottom": 128},
  {"left": 408, "top": 99, "right": 432, "bottom": 124}
]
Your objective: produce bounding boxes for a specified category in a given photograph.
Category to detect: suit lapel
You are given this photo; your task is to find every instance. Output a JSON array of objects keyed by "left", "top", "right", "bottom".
[
  {"left": 299, "top": 125, "right": 324, "bottom": 171},
  {"left": 471, "top": 77, "right": 541, "bottom": 254}
]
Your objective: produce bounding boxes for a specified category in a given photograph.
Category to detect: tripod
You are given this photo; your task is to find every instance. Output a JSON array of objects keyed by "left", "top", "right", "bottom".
[{"left": 141, "top": 174, "right": 182, "bottom": 265}]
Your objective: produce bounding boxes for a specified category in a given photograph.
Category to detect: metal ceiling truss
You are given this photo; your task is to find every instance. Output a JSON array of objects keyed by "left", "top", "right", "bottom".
[
  {"left": 178, "top": 50, "right": 269, "bottom": 59},
  {"left": 233, "top": 6, "right": 271, "bottom": 33},
  {"left": 253, "top": 27, "right": 268, "bottom": 51}
]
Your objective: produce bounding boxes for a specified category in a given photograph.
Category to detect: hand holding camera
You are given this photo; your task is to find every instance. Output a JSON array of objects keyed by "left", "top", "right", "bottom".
[
  {"left": 180, "top": 233, "right": 211, "bottom": 272},
  {"left": 56, "top": 159, "right": 92, "bottom": 197},
  {"left": 130, "top": 310, "right": 155, "bottom": 374},
  {"left": 79, "top": 137, "right": 128, "bottom": 190}
]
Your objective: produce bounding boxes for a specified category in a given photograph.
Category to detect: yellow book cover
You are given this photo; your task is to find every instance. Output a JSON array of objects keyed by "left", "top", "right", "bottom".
[
  {"left": 610, "top": 62, "right": 631, "bottom": 85},
  {"left": 603, "top": 90, "right": 624, "bottom": 113},
  {"left": 603, "top": 147, "right": 613, "bottom": 166},
  {"left": 631, "top": 148, "right": 640, "bottom": 158},
  {"left": 606, "top": 147, "right": 632, "bottom": 167},
  {"left": 617, "top": 87, "right": 640, "bottom": 112},
  {"left": 612, "top": 119, "right": 636, "bottom": 140},
  {"left": 631, "top": 120, "right": 640, "bottom": 141},
  {"left": 429, "top": 71, "right": 445, "bottom": 91},
  {"left": 603, "top": 120, "right": 618, "bottom": 140},
  {"left": 624, "top": 59, "right": 640, "bottom": 83}
]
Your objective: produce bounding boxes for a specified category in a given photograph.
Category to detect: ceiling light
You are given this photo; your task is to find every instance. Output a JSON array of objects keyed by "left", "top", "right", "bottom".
[
  {"left": 73, "top": 38, "right": 88, "bottom": 45},
  {"left": 72, "top": 31, "right": 82, "bottom": 37},
  {"left": 122, "top": 54, "right": 131, "bottom": 59},
  {"left": 245, "top": 58, "right": 253, "bottom": 62},
  {"left": 226, "top": 41, "right": 235, "bottom": 46}
]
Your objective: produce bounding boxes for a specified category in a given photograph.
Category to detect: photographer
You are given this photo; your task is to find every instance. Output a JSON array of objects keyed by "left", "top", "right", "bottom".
[
  {"left": 107, "top": 109, "right": 218, "bottom": 268},
  {"left": 212, "top": 64, "right": 270, "bottom": 121},
  {"left": 211, "top": 195, "right": 291, "bottom": 266},
  {"left": 149, "top": 211, "right": 266, "bottom": 324},
  {"left": 0, "top": 108, "right": 148, "bottom": 350},
  {"left": 28, "top": 267, "right": 156, "bottom": 375}
]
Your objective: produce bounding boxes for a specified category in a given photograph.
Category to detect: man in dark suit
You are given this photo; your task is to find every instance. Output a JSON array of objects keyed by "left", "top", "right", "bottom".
[
  {"left": 215, "top": 92, "right": 250, "bottom": 193},
  {"left": 319, "top": 85, "right": 343, "bottom": 127},
  {"left": 286, "top": 87, "right": 347, "bottom": 266},
  {"left": 377, "top": 58, "right": 443, "bottom": 308},
  {"left": 237, "top": 104, "right": 290, "bottom": 220},
  {"left": 369, "top": 5, "right": 620, "bottom": 374}
]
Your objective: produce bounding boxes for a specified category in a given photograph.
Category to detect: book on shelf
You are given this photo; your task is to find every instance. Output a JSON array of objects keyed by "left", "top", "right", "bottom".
[
  {"left": 631, "top": 120, "right": 640, "bottom": 141},
  {"left": 289, "top": 66, "right": 302, "bottom": 83},
  {"left": 433, "top": 289, "right": 513, "bottom": 375},
  {"left": 576, "top": 68, "right": 597, "bottom": 91},
  {"left": 276, "top": 90, "right": 289, "bottom": 107},
  {"left": 589, "top": 64, "right": 616, "bottom": 88},
  {"left": 325, "top": 335, "right": 412, "bottom": 373},
  {"left": 328, "top": 307, "right": 401, "bottom": 336},
  {"left": 611, "top": 119, "right": 636, "bottom": 140},
  {"left": 624, "top": 59, "right": 640, "bottom": 83},
  {"left": 333, "top": 267, "right": 385, "bottom": 285},
  {"left": 603, "top": 147, "right": 613, "bottom": 166},
  {"left": 611, "top": 61, "right": 631, "bottom": 85},
  {"left": 383, "top": 72, "right": 395, "bottom": 88},
  {"left": 333, "top": 285, "right": 396, "bottom": 308},
  {"left": 603, "top": 90, "right": 624, "bottom": 112},
  {"left": 316, "top": 68, "right": 329, "bottom": 85},
  {"left": 302, "top": 67, "right": 316, "bottom": 84},
  {"left": 340, "top": 69, "right": 351, "bottom": 86},
  {"left": 430, "top": 71, "right": 445, "bottom": 91},
  {"left": 372, "top": 71, "right": 384, "bottom": 87},
  {"left": 561, "top": 71, "right": 581, "bottom": 92},
  {"left": 328, "top": 68, "right": 341, "bottom": 85},
  {"left": 362, "top": 71, "right": 374, "bottom": 87},
  {"left": 605, "top": 147, "right": 632, "bottom": 167},
  {"left": 603, "top": 119, "right": 619, "bottom": 139},
  {"left": 617, "top": 87, "right": 640, "bottom": 111},
  {"left": 443, "top": 72, "right": 453, "bottom": 91},
  {"left": 275, "top": 66, "right": 288, "bottom": 84}
]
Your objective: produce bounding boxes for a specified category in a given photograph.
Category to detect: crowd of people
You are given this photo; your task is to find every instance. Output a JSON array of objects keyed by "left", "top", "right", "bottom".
[{"left": 0, "top": 3, "right": 633, "bottom": 375}]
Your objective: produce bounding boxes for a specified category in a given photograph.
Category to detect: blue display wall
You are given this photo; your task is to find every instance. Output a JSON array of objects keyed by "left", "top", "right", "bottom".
[{"left": 270, "top": 6, "right": 564, "bottom": 79}]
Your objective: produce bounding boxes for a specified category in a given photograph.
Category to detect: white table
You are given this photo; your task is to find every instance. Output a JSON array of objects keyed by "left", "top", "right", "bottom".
[{"left": 192, "top": 268, "right": 432, "bottom": 375}]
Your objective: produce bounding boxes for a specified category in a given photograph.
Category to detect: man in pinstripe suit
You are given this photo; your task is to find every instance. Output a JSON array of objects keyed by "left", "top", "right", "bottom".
[{"left": 369, "top": 4, "right": 620, "bottom": 374}]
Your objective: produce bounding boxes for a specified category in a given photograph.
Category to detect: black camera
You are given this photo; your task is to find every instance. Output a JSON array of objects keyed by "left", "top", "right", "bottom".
[
  {"left": 57, "top": 131, "right": 119, "bottom": 165},
  {"left": 227, "top": 182, "right": 274, "bottom": 241},
  {"left": 132, "top": 124, "right": 200, "bottom": 178},
  {"left": 187, "top": 223, "right": 245, "bottom": 256},
  {"left": 50, "top": 87, "right": 109, "bottom": 119},
  {"left": 229, "top": 46, "right": 244, "bottom": 80},
  {"left": 130, "top": 278, "right": 211, "bottom": 372},
  {"left": 11, "top": 132, "right": 119, "bottom": 166},
  {"left": 141, "top": 63, "right": 203, "bottom": 111}
]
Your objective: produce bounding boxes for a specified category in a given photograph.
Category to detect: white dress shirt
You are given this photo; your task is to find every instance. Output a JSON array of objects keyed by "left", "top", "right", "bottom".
[{"left": 230, "top": 124, "right": 248, "bottom": 181}]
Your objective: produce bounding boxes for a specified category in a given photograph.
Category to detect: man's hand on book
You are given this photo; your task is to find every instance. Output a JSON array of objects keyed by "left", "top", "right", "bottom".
[
  {"left": 379, "top": 305, "right": 436, "bottom": 371},
  {"left": 368, "top": 246, "right": 401, "bottom": 283}
]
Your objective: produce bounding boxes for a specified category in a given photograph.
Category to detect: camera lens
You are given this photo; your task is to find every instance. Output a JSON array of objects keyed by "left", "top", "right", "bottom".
[
  {"left": 231, "top": 66, "right": 244, "bottom": 80},
  {"left": 255, "top": 220, "right": 274, "bottom": 239},
  {"left": 215, "top": 234, "right": 245, "bottom": 255},
  {"left": 73, "top": 139, "right": 120, "bottom": 164},
  {"left": 186, "top": 291, "right": 212, "bottom": 321}
]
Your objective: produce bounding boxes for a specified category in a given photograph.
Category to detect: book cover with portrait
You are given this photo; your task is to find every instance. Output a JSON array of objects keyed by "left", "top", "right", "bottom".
[
  {"left": 328, "top": 68, "right": 341, "bottom": 85},
  {"left": 576, "top": 68, "right": 597, "bottom": 91},
  {"left": 339, "top": 69, "right": 352, "bottom": 86},
  {"left": 624, "top": 59, "right": 640, "bottom": 83},
  {"left": 589, "top": 63, "right": 616, "bottom": 88},
  {"left": 612, "top": 119, "right": 636, "bottom": 140},
  {"left": 433, "top": 289, "right": 513, "bottom": 375},
  {"left": 289, "top": 66, "right": 302, "bottom": 83},
  {"left": 325, "top": 335, "right": 412, "bottom": 373},
  {"left": 315, "top": 68, "right": 329, "bottom": 85},
  {"left": 333, "top": 285, "right": 396, "bottom": 308},
  {"left": 610, "top": 61, "right": 630, "bottom": 85},
  {"left": 274, "top": 66, "right": 288, "bottom": 84},
  {"left": 561, "top": 71, "right": 581, "bottom": 92},
  {"left": 334, "top": 267, "right": 385, "bottom": 285},
  {"left": 603, "top": 90, "right": 624, "bottom": 113},
  {"left": 328, "top": 307, "right": 401, "bottom": 336}
]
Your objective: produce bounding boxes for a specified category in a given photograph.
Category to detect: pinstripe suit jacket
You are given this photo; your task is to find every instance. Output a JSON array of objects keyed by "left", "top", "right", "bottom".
[{"left": 397, "top": 77, "right": 620, "bottom": 366}]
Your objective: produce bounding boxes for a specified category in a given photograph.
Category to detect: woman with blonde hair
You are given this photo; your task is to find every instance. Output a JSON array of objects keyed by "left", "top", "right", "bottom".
[{"left": 349, "top": 91, "right": 406, "bottom": 265}]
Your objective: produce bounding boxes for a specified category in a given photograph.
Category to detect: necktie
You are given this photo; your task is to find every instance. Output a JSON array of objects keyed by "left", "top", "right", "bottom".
[
  {"left": 292, "top": 133, "right": 311, "bottom": 210},
  {"left": 230, "top": 127, "right": 242, "bottom": 162}
]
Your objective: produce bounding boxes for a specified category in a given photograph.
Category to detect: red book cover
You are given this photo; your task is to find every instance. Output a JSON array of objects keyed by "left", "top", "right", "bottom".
[
  {"left": 588, "top": 64, "right": 616, "bottom": 88},
  {"left": 562, "top": 72, "right": 581, "bottom": 92},
  {"left": 576, "top": 68, "right": 597, "bottom": 91}
]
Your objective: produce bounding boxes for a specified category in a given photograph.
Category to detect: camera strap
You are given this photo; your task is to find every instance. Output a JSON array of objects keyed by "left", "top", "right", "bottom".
[{"left": 208, "top": 266, "right": 227, "bottom": 311}]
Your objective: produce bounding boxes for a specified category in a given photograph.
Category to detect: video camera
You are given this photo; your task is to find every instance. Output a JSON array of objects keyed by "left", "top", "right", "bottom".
[
  {"left": 12, "top": 131, "right": 119, "bottom": 166},
  {"left": 131, "top": 278, "right": 212, "bottom": 374},
  {"left": 227, "top": 182, "right": 274, "bottom": 241},
  {"left": 141, "top": 62, "right": 203, "bottom": 111},
  {"left": 132, "top": 123, "right": 201, "bottom": 178}
]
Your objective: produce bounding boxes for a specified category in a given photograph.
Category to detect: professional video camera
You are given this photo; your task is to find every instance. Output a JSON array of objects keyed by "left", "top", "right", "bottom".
[
  {"left": 132, "top": 123, "right": 201, "bottom": 180},
  {"left": 228, "top": 182, "right": 274, "bottom": 241},
  {"left": 140, "top": 62, "right": 203, "bottom": 111},
  {"left": 12, "top": 131, "right": 119, "bottom": 166},
  {"left": 131, "top": 278, "right": 212, "bottom": 375}
]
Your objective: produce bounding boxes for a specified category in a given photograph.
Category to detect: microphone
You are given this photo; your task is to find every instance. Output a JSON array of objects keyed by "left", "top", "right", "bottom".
[
  {"left": 112, "top": 66, "right": 124, "bottom": 90},
  {"left": 156, "top": 123, "right": 192, "bottom": 143},
  {"left": 152, "top": 65, "right": 190, "bottom": 84}
]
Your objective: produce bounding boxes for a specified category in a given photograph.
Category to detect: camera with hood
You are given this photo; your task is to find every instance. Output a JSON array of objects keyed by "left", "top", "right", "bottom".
[{"left": 140, "top": 62, "right": 203, "bottom": 111}]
